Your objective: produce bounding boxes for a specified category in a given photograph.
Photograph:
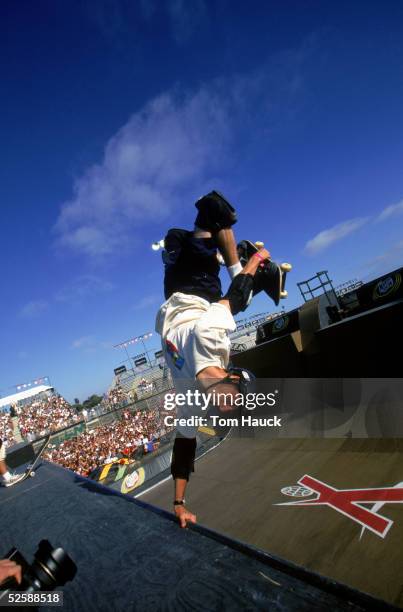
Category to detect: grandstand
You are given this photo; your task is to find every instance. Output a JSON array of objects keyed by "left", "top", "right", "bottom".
[
  {"left": 0, "top": 377, "right": 53, "bottom": 411},
  {"left": 111, "top": 341, "right": 174, "bottom": 401},
  {"left": 0, "top": 377, "right": 55, "bottom": 445},
  {"left": 0, "top": 411, "right": 16, "bottom": 446},
  {"left": 0, "top": 353, "right": 176, "bottom": 479},
  {"left": 0, "top": 377, "right": 82, "bottom": 444}
]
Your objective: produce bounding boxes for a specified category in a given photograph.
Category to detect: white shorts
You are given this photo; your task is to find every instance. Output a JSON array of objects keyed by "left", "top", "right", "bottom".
[
  {"left": 156, "top": 292, "right": 236, "bottom": 379},
  {"left": 0, "top": 441, "right": 6, "bottom": 461},
  {"left": 155, "top": 292, "right": 236, "bottom": 437}
]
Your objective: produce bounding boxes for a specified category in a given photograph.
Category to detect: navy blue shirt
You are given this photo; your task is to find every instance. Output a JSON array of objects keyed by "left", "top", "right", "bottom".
[{"left": 163, "top": 229, "right": 222, "bottom": 303}]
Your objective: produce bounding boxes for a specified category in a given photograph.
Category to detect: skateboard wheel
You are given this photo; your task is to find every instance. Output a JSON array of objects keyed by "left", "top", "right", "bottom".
[
  {"left": 280, "top": 262, "right": 292, "bottom": 272},
  {"left": 29, "top": 471, "right": 35, "bottom": 477},
  {"left": 280, "top": 290, "right": 288, "bottom": 298},
  {"left": 254, "top": 241, "right": 264, "bottom": 248}
]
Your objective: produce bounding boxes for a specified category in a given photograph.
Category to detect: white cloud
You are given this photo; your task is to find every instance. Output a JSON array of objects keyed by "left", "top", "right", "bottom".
[
  {"left": 55, "top": 275, "right": 114, "bottom": 303},
  {"left": 304, "top": 218, "right": 369, "bottom": 256},
  {"left": 54, "top": 87, "right": 232, "bottom": 258},
  {"left": 377, "top": 199, "right": 403, "bottom": 222},
  {"left": 71, "top": 335, "right": 112, "bottom": 353},
  {"left": 19, "top": 300, "right": 49, "bottom": 318},
  {"left": 133, "top": 294, "right": 160, "bottom": 310},
  {"left": 71, "top": 335, "right": 95, "bottom": 349},
  {"left": 54, "top": 46, "right": 309, "bottom": 261}
]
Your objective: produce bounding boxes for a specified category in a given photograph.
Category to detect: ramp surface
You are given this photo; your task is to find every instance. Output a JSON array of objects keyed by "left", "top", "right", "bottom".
[
  {"left": 143, "top": 436, "right": 403, "bottom": 607},
  {"left": 0, "top": 461, "right": 396, "bottom": 611}
]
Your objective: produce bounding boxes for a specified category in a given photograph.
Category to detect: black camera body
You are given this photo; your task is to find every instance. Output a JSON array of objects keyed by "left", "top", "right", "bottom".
[{"left": 0, "top": 540, "right": 76, "bottom": 596}]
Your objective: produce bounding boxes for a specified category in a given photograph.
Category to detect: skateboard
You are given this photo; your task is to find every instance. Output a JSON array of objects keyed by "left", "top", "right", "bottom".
[
  {"left": 237, "top": 240, "right": 292, "bottom": 306},
  {"left": 5, "top": 434, "right": 51, "bottom": 487}
]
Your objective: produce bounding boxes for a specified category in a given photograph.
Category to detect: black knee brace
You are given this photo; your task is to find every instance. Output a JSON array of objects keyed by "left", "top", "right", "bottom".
[
  {"left": 195, "top": 191, "right": 237, "bottom": 233},
  {"left": 171, "top": 436, "right": 197, "bottom": 481},
  {"left": 203, "top": 367, "right": 256, "bottom": 396},
  {"left": 224, "top": 273, "right": 254, "bottom": 315}
]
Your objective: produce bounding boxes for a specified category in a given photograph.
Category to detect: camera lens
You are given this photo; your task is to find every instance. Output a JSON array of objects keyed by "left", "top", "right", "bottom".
[{"left": 31, "top": 540, "right": 77, "bottom": 590}]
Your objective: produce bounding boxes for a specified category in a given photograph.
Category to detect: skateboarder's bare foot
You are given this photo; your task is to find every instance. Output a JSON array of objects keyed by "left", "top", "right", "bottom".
[{"left": 175, "top": 504, "right": 197, "bottom": 528}]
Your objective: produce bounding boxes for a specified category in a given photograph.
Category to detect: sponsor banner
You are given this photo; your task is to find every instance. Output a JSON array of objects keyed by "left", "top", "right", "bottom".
[
  {"left": 114, "top": 365, "right": 127, "bottom": 376},
  {"left": 97, "top": 447, "right": 173, "bottom": 496},
  {"left": 272, "top": 315, "right": 290, "bottom": 334},
  {"left": 121, "top": 468, "right": 145, "bottom": 493},
  {"left": 135, "top": 357, "right": 147, "bottom": 367},
  {"left": 89, "top": 458, "right": 130, "bottom": 484},
  {"left": 357, "top": 268, "right": 403, "bottom": 309},
  {"left": 256, "top": 309, "right": 299, "bottom": 344},
  {"left": 373, "top": 272, "right": 401, "bottom": 301}
]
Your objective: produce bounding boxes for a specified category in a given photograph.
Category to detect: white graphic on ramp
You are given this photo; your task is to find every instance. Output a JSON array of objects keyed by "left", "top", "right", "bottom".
[
  {"left": 359, "top": 481, "right": 403, "bottom": 540},
  {"left": 281, "top": 485, "right": 314, "bottom": 498}
]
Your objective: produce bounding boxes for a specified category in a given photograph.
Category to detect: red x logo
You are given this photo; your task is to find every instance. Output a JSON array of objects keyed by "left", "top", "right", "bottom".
[{"left": 278, "top": 475, "right": 403, "bottom": 538}]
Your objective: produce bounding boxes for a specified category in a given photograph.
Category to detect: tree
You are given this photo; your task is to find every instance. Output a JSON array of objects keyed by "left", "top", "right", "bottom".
[{"left": 82, "top": 394, "right": 103, "bottom": 409}]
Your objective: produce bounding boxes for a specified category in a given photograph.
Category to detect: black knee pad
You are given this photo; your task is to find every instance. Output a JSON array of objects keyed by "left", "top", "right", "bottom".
[
  {"left": 203, "top": 367, "right": 256, "bottom": 408},
  {"left": 171, "top": 436, "right": 197, "bottom": 481},
  {"left": 195, "top": 191, "right": 237, "bottom": 233},
  {"left": 224, "top": 273, "right": 254, "bottom": 315}
]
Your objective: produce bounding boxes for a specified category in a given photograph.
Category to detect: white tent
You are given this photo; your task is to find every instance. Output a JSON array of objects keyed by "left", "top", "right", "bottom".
[{"left": 0, "top": 385, "right": 52, "bottom": 409}]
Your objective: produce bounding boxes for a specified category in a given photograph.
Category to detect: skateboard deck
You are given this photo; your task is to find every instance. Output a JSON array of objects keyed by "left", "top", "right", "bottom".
[
  {"left": 5, "top": 434, "right": 51, "bottom": 487},
  {"left": 237, "top": 240, "right": 292, "bottom": 306}
]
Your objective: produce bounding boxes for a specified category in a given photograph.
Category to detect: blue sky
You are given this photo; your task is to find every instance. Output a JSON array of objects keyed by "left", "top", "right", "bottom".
[{"left": 1, "top": 0, "right": 403, "bottom": 402}]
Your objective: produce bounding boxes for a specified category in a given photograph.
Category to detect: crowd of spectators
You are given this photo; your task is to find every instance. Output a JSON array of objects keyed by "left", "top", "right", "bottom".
[
  {"left": 16, "top": 394, "right": 81, "bottom": 439},
  {"left": 44, "top": 407, "right": 173, "bottom": 476},
  {"left": 136, "top": 377, "right": 153, "bottom": 393},
  {"left": 0, "top": 412, "right": 16, "bottom": 446},
  {"left": 104, "top": 385, "right": 128, "bottom": 408}
]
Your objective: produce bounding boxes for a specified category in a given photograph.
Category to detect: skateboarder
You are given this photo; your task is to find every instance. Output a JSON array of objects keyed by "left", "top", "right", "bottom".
[
  {"left": 0, "top": 438, "right": 21, "bottom": 487},
  {"left": 156, "top": 191, "right": 278, "bottom": 528}
]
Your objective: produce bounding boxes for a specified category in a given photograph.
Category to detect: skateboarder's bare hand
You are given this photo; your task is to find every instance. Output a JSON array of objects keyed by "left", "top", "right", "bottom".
[
  {"left": 175, "top": 505, "right": 197, "bottom": 529},
  {"left": 0, "top": 559, "right": 22, "bottom": 585},
  {"left": 256, "top": 247, "right": 270, "bottom": 260},
  {"left": 242, "top": 247, "right": 271, "bottom": 276}
]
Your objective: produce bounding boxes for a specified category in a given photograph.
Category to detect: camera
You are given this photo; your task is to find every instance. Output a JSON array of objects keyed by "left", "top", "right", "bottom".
[{"left": 0, "top": 539, "right": 76, "bottom": 598}]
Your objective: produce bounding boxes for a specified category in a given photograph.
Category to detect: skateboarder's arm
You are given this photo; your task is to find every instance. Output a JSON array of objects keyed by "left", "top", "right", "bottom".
[
  {"left": 215, "top": 228, "right": 240, "bottom": 267},
  {"left": 242, "top": 248, "right": 270, "bottom": 275},
  {"left": 218, "top": 248, "right": 270, "bottom": 312},
  {"left": 174, "top": 478, "right": 197, "bottom": 528},
  {"left": 175, "top": 477, "right": 187, "bottom": 503}
]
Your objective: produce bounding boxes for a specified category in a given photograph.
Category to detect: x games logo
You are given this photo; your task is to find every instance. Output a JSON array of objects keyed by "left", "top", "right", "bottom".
[{"left": 278, "top": 475, "right": 403, "bottom": 539}]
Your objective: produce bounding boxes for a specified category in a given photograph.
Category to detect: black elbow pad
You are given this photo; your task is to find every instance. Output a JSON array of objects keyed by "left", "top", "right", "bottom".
[{"left": 224, "top": 273, "right": 254, "bottom": 315}]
